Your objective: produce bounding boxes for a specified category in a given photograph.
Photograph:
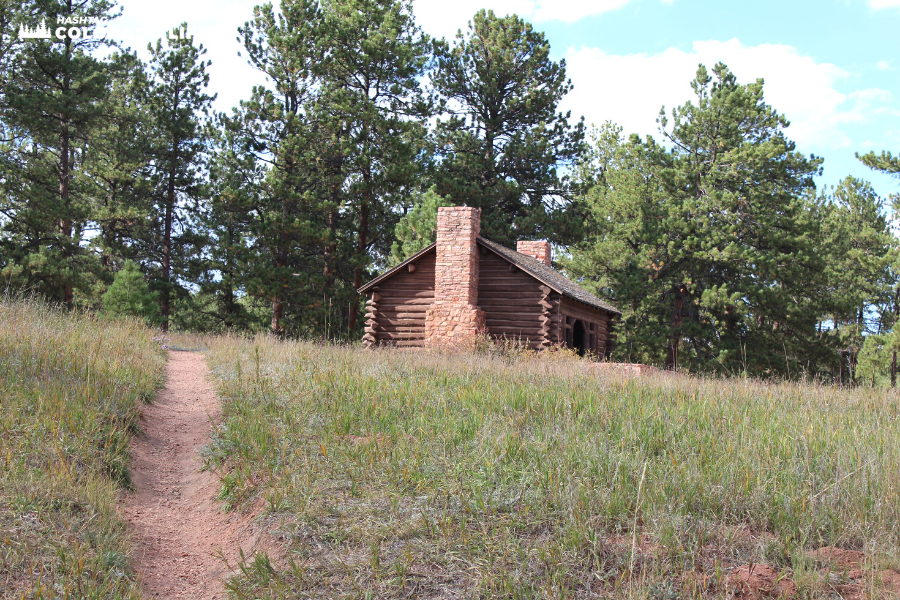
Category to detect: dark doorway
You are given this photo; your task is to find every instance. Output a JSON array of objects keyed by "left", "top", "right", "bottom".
[{"left": 572, "top": 319, "right": 586, "bottom": 356}]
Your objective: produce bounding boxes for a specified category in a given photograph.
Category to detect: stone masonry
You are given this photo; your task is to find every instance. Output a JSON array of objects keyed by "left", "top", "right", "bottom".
[
  {"left": 425, "top": 207, "right": 485, "bottom": 347},
  {"left": 516, "top": 240, "right": 552, "bottom": 267}
]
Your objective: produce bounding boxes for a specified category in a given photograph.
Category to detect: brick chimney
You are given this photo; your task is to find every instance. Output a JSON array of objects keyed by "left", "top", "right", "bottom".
[
  {"left": 517, "top": 240, "right": 552, "bottom": 267},
  {"left": 425, "top": 207, "right": 485, "bottom": 346}
]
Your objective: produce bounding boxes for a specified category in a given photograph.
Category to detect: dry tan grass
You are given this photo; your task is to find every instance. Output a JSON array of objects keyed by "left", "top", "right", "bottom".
[
  {"left": 0, "top": 298, "right": 165, "bottom": 599},
  {"left": 199, "top": 334, "right": 900, "bottom": 599}
]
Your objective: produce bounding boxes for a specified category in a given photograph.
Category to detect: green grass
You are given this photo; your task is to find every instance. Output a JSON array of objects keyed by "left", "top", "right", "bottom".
[
  {"left": 0, "top": 298, "right": 165, "bottom": 599},
  {"left": 201, "top": 336, "right": 900, "bottom": 599}
]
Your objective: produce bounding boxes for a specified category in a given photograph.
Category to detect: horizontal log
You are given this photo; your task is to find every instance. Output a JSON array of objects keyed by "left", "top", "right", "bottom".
[
  {"left": 376, "top": 289, "right": 435, "bottom": 299},
  {"left": 539, "top": 300, "right": 552, "bottom": 309},
  {"left": 486, "top": 315, "right": 543, "bottom": 324},
  {"left": 375, "top": 285, "right": 436, "bottom": 293},
  {"left": 379, "top": 306, "right": 429, "bottom": 315},
  {"left": 476, "top": 296, "right": 543, "bottom": 305},
  {"left": 486, "top": 329, "right": 545, "bottom": 339},
  {"left": 479, "top": 280, "right": 544, "bottom": 288},
  {"left": 377, "top": 317, "right": 426, "bottom": 327},
  {"left": 379, "top": 298, "right": 434, "bottom": 306},
  {"left": 362, "top": 333, "right": 376, "bottom": 342},
  {"left": 376, "top": 331, "right": 426, "bottom": 340}
]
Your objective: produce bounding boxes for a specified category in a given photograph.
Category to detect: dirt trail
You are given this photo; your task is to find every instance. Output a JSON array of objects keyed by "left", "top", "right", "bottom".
[{"left": 121, "top": 350, "right": 267, "bottom": 599}]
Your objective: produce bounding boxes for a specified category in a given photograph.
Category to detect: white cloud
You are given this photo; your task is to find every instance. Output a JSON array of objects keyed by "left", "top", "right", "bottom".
[
  {"left": 877, "top": 60, "right": 892, "bottom": 70},
  {"left": 560, "top": 39, "right": 894, "bottom": 151},
  {"left": 869, "top": 0, "right": 900, "bottom": 8},
  {"left": 111, "top": 0, "right": 265, "bottom": 115}
]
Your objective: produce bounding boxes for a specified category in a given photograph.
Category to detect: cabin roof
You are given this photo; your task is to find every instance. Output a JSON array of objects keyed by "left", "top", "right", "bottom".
[
  {"left": 476, "top": 238, "right": 620, "bottom": 315},
  {"left": 358, "top": 238, "right": 621, "bottom": 316}
]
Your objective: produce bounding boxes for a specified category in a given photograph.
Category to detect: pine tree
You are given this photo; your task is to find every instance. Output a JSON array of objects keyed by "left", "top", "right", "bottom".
[
  {"left": 230, "top": 0, "right": 333, "bottom": 335},
  {"left": 87, "top": 51, "right": 155, "bottom": 273},
  {"left": 0, "top": 0, "right": 121, "bottom": 305},
  {"left": 390, "top": 186, "right": 453, "bottom": 264},
  {"left": 102, "top": 259, "right": 159, "bottom": 324},
  {"left": 566, "top": 64, "right": 824, "bottom": 376},
  {"left": 143, "top": 25, "right": 215, "bottom": 331},
  {"left": 857, "top": 150, "right": 900, "bottom": 180},
  {"left": 431, "top": 9, "right": 585, "bottom": 246},
  {"left": 318, "top": 0, "right": 432, "bottom": 331}
]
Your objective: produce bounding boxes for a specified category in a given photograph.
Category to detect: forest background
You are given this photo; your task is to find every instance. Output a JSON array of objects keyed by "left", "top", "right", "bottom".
[{"left": 2, "top": 0, "right": 899, "bottom": 381}]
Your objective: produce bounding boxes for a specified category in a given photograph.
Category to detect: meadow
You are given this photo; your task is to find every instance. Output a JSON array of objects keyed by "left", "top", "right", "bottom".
[
  {"left": 0, "top": 299, "right": 165, "bottom": 599},
  {"left": 5, "top": 297, "right": 900, "bottom": 599},
  {"left": 196, "top": 334, "right": 900, "bottom": 599}
]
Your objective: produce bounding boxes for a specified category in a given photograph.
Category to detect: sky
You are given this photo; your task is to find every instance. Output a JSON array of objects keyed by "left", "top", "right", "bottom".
[{"left": 105, "top": 0, "right": 900, "bottom": 196}]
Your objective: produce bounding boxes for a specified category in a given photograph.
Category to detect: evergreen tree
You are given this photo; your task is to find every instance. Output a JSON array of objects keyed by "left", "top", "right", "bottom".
[
  {"left": 566, "top": 64, "right": 824, "bottom": 376},
  {"left": 230, "top": 0, "right": 332, "bottom": 335},
  {"left": 318, "top": 0, "right": 432, "bottom": 330},
  {"left": 142, "top": 25, "right": 215, "bottom": 331},
  {"left": 227, "top": 0, "right": 430, "bottom": 336},
  {"left": 390, "top": 186, "right": 453, "bottom": 264},
  {"left": 0, "top": 0, "right": 120, "bottom": 305},
  {"left": 819, "top": 177, "right": 896, "bottom": 340},
  {"left": 431, "top": 9, "right": 585, "bottom": 245},
  {"left": 857, "top": 150, "right": 900, "bottom": 180},
  {"left": 102, "top": 259, "right": 159, "bottom": 324},
  {"left": 86, "top": 51, "right": 155, "bottom": 274}
]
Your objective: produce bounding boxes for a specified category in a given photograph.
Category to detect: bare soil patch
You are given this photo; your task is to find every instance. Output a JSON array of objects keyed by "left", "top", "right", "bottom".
[{"left": 120, "top": 350, "right": 275, "bottom": 599}]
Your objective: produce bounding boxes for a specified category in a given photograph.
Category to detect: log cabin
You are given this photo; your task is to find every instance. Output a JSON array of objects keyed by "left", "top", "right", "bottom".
[{"left": 358, "top": 207, "right": 621, "bottom": 359}]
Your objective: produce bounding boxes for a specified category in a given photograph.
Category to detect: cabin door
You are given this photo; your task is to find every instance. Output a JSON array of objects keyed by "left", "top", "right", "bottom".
[{"left": 572, "top": 319, "right": 587, "bottom": 356}]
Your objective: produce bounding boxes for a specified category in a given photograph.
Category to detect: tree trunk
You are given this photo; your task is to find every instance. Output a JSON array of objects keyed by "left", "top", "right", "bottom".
[
  {"left": 58, "top": 31, "right": 73, "bottom": 306},
  {"left": 891, "top": 350, "right": 896, "bottom": 388},
  {"left": 161, "top": 160, "right": 175, "bottom": 332},
  {"left": 59, "top": 124, "right": 73, "bottom": 305},
  {"left": 271, "top": 298, "right": 284, "bottom": 334},
  {"left": 349, "top": 181, "right": 370, "bottom": 332},
  {"left": 839, "top": 350, "right": 846, "bottom": 387},
  {"left": 665, "top": 285, "right": 685, "bottom": 370}
]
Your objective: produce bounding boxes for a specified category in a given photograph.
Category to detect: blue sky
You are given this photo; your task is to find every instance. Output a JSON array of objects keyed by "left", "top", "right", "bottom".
[{"left": 110, "top": 0, "right": 900, "bottom": 196}]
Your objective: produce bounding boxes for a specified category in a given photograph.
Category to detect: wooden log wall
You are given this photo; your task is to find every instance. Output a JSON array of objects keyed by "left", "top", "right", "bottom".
[
  {"left": 559, "top": 296, "right": 612, "bottom": 360},
  {"left": 370, "top": 250, "right": 436, "bottom": 347},
  {"left": 478, "top": 249, "right": 546, "bottom": 349}
]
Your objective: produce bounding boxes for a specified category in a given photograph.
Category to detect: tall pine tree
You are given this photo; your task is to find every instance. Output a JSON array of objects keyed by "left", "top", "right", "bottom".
[
  {"left": 431, "top": 9, "right": 584, "bottom": 245},
  {"left": 0, "top": 0, "right": 120, "bottom": 304},
  {"left": 143, "top": 25, "right": 214, "bottom": 330},
  {"left": 566, "top": 64, "right": 824, "bottom": 376}
]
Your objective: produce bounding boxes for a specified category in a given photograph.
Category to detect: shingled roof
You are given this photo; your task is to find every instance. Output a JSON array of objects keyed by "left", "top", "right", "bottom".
[
  {"left": 476, "top": 238, "right": 620, "bottom": 315},
  {"left": 358, "top": 238, "right": 620, "bottom": 315}
]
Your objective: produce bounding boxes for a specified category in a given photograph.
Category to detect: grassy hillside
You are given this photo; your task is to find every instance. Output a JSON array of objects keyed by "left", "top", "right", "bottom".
[
  {"left": 0, "top": 299, "right": 165, "bottom": 599},
  {"left": 203, "top": 336, "right": 900, "bottom": 599}
]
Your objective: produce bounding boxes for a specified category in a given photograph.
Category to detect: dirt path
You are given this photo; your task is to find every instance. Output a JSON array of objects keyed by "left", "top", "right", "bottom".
[{"left": 121, "top": 350, "right": 266, "bottom": 599}]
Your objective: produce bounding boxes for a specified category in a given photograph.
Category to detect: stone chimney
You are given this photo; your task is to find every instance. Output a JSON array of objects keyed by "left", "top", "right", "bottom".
[
  {"left": 425, "top": 207, "right": 485, "bottom": 346},
  {"left": 517, "top": 240, "right": 552, "bottom": 267}
]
